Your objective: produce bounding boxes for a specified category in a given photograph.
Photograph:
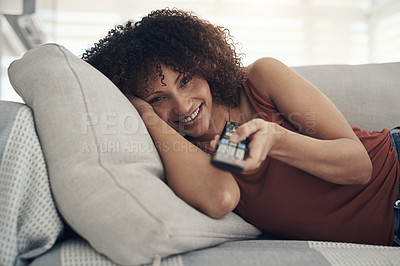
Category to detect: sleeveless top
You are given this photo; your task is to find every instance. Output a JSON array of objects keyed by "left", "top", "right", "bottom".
[{"left": 233, "top": 78, "right": 400, "bottom": 245}]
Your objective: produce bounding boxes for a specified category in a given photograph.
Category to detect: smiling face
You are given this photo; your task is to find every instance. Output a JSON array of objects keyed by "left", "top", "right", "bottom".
[{"left": 139, "top": 65, "right": 216, "bottom": 138}]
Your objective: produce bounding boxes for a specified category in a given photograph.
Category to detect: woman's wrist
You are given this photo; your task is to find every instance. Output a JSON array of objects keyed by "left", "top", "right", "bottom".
[{"left": 267, "top": 123, "right": 294, "bottom": 159}]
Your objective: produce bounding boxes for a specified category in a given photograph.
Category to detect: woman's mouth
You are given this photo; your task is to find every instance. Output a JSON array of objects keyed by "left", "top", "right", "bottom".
[{"left": 180, "top": 103, "right": 203, "bottom": 124}]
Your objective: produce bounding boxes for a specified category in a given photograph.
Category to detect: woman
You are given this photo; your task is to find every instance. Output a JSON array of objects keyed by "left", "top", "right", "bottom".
[{"left": 82, "top": 8, "right": 400, "bottom": 246}]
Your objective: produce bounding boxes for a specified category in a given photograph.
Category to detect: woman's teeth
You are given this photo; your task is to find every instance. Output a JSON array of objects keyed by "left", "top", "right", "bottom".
[{"left": 182, "top": 106, "right": 200, "bottom": 123}]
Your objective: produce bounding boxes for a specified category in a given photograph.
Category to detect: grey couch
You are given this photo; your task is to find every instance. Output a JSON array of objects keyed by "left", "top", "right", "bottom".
[{"left": 0, "top": 44, "right": 399, "bottom": 266}]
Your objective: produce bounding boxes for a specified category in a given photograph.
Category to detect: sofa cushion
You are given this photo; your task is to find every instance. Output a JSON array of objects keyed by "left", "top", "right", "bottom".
[
  {"left": 0, "top": 101, "right": 63, "bottom": 266},
  {"left": 8, "top": 44, "right": 261, "bottom": 265},
  {"left": 30, "top": 237, "right": 400, "bottom": 266},
  {"left": 292, "top": 63, "right": 400, "bottom": 131}
]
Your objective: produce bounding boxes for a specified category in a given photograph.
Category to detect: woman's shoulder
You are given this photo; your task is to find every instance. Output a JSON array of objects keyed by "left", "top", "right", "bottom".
[
  {"left": 244, "top": 57, "right": 286, "bottom": 101},
  {"left": 246, "top": 57, "right": 285, "bottom": 76}
]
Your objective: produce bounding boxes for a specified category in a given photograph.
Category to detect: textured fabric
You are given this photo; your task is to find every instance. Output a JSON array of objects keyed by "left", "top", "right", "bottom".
[
  {"left": 232, "top": 78, "right": 399, "bottom": 245},
  {"left": 0, "top": 102, "right": 63, "bottom": 266},
  {"left": 61, "top": 239, "right": 114, "bottom": 266},
  {"left": 30, "top": 238, "right": 400, "bottom": 266},
  {"left": 8, "top": 43, "right": 261, "bottom": 265},
  {"left": 0, "top": 101, "right": 22, "bottom": 163},
  {"left": 309, "top": 241, "right": 400, "bottom": 265}
]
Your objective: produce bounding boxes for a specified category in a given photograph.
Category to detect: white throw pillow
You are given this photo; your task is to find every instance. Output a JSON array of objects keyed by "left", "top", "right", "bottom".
[{"left": 8, "top": 44, "right": 261, "bottom": 265}]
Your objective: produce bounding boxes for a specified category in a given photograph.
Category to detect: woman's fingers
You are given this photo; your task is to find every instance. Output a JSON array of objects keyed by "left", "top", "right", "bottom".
[
  {"left": 129, "top": 96, "right": 154, "bottom": 114},
  {"left": 209, "top": 135, "right": 220, "bottom": 151},
  {"left": 228, "top": 119, "right": 273, "bottom": 172},
  {"left": 244, "top": 134, "right": 270, "bottom": 171},
  {"left": 129, "top": 96, "right": 144, "bottom": 106},
  {"left": 230, "top": 119, "right": 265, "bottom": 142}
]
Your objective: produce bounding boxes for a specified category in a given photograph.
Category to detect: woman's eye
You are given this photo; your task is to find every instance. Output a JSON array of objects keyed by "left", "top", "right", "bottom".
[
  {"left": 148, "top": 96, "right": 165, "bottom": 104},
  {"left": 180, "top": 74, "right": 192, "bottom": 87}
]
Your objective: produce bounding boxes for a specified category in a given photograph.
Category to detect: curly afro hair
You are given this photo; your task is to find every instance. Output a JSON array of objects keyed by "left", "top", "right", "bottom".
[{"left": 81, "top": 8, "right": 245, "bottom": 108}]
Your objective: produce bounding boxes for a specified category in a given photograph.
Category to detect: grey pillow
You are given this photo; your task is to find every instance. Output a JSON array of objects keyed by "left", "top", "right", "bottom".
[{"left": 8, "top": 44, "right": 261, "bottom": 265}]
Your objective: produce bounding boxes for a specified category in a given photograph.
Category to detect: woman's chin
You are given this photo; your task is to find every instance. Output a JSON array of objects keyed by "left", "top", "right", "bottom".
[
  {"left": 183, "top": 129, "right": 205, "bottom": 138},
  {"left": 182, "top": 123, "right": 210, "bottom": 138}
]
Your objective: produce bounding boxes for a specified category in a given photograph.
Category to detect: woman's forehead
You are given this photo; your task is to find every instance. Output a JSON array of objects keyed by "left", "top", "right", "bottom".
[{"left": 138, "top": 65, "right": 179, "bottom": 97}]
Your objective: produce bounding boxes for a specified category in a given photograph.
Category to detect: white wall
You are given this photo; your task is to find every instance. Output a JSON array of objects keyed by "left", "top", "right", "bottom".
[
  {"left": 369, "top": 0, "right": 400, "bottom": 62},
  {"left": 35, "top": 0, "right": 371, "bottom": 66}
]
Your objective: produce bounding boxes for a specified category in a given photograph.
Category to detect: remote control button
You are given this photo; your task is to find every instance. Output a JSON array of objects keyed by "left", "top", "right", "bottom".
[
  {"left": 220, "top": 138, "right": 229, "bottom": 145},
  {"left": 227, "top": 145, "right": 236, "bottom": 157},
  {"left": 229, "top": 142, "right": 237, "bottom": 147},
  {"left": 237, "top": 143, "right": 246, "bottom": 150},
  {"left": 217, "top": 144, "right": 229, "bottom": 153},
  {"left": 235, "top": 148, "right": 245, "bottom": 160}
]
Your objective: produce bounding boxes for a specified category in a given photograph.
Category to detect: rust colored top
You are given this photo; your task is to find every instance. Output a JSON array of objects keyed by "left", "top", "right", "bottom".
[{"left": 233, "top": 78, "right": 400, "bottom": 245}]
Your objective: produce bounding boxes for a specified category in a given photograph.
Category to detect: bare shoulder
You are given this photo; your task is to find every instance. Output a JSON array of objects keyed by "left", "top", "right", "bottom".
[
  {"left": 246, "top": 57, "right": 284, "bottom": 74},
  {"left": 246, "top": 57, "right": 292, "bottom": 100}
]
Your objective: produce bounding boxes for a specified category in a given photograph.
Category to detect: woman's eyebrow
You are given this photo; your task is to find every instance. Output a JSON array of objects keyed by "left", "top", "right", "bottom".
[
  {"left": 144, "top": 89, "right": 161, "bottom": 99},
  {"left": 175, "top": 73, "right": 183, "bottom": 84}
]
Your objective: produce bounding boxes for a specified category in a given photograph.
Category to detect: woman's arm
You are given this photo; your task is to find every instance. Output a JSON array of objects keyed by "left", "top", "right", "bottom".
[
  {"left": 130, "top": 97, "right": 240, "bottom": 218},
  {"left": 232, "top": 57, "right": 372, "bottom": 185}
]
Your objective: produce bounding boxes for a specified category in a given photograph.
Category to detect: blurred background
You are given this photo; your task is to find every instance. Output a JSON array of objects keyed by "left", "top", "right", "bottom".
[{"left": 1, "top": 0, "right": 399, "bottom": 102}]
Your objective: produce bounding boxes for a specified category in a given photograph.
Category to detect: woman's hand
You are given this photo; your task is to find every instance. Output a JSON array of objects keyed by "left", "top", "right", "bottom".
[
  {"left": 210, "top": 118, "right": 283, "bottom": 174},
  {"left": 129, "top": 96, "right": 154, "bottom": 115},
  {"left": 230, "top": 119, "right": 279, "bottom": 173},
  {"left": 129, "top": 96, "right": 164, "bottom": 127}
]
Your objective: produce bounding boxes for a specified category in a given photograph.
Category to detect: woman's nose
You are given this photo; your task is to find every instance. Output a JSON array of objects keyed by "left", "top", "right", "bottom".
[{"left": 172, "top": 94, "right": 191, "bottom": 115}]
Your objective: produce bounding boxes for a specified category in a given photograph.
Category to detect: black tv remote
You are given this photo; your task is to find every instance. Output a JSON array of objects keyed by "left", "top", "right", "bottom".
[{"left": 211, "top": 121, "right": 248, "bottom": 173}]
